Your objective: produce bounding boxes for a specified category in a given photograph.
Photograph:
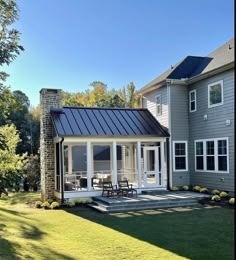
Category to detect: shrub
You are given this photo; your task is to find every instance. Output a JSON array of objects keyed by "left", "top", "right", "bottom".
[
  {"left": 50, "top": 201, "right": 60, "bottom": 209},
  {"left": 200, "top": 187, "right": 208, "bottom": 194},
  {"left": 211, "top": 189, "right": 220, "bottom": 195},
  {"left": 170, "top": 186, "right": 179, "bottom": 191},
  {"left": 35, "top": 201, "right": 42, "bottom": 208},
  {"left": 219, "top": 191, "right": 228, "bottom": 198},
  {"left": 182, "top": 185, "right": 189, "bottom": 191},
  {"left": 41, "top": 201, "right": 50, "bottom": 209},
  {"left": 48, "top": 199, "right": 54, "bottom": 204},
  {"left": 229, "top": 198, "right": 235, "bottom": 205},
  {"left": 67, "top": 201, "right": 75, "bottom": 207},
  {"left": 211, "top": 195, "right": 221, "bottom": 201},
  {"left": 75, "top": 198, "right": 83, "bottom": 206},
  {"left": 193, "top": 185, "right": 201, "bottom": 192},
  {"left": 86, "top": 198, "right": 93, "bottom": 204}
]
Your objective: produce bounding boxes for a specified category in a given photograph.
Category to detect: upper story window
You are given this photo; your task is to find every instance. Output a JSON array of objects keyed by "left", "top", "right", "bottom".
[
  {"left": 173, "top": 141, "right": 188, "bottom": 171},
  {"left": 155, "top": 94, "right": 162, "bottom": 116},
  {"left": 189, "top": 89, "right": 197, "bottom": 112},
  {"left": 208, "top": 80, "right": 223, "bottom": 108}
]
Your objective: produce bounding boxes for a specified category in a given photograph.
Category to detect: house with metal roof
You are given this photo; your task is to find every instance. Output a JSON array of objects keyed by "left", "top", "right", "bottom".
[
  {"left": 40, "top": 89, "right": 169, "bottom": 202},
  {"left": 138, "top": 37, "right": 234, "bottom": 194}
]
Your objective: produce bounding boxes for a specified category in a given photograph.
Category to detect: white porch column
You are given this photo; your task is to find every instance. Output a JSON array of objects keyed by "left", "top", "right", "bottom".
[
  {"left": 87, "top": 141, "right": 92, "bottom": 191},
  {"left": 137, "top": 141, "right": 142, "bottom": 188},
  {"left": 112, "top": 141, "right": 117, "bottom": 185},
  {"left": 160, "top": 141, "right": 166, "bottom": 187}
]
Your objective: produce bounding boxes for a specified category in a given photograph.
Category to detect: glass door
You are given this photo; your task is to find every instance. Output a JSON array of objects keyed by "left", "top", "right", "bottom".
[{"left": 143, "top": 146, "right": 160, "bottom": 187}]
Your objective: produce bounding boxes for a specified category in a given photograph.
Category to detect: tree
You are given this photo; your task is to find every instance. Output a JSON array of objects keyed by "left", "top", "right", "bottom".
[
  {"left": 23, "top": 154, "right": 40, "bottom": 191},
  {"left": 0, "top": 0, "right": 24, "bottom": 122},
  {"left": 0, "top": 0, "right": 24, "bottom": 68},
  {"left": 29, "top": 106, "right": 40, "bottom": 154},
  {"left": 120, "top": 82, "right": 139, "bottom": 108},
  {"left": 60, "top": 81, "right": 139, "bottom": 109},
  {"left": 0, "top": 85, "right": 14, "bottom": 124},
  {"left": 6, "top": 90, "right": 32, "bottom": 154},
  {"left": 0, "top": 124, "right": 26, "bottom": 196}
]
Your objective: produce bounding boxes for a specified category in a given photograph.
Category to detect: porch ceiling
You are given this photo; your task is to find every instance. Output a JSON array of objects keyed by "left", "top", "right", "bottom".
[{"left": 51, "top": 107, "right": 169, "bottom": 138}]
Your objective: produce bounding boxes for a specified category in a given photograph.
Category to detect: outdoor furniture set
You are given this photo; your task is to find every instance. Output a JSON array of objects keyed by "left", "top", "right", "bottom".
[{"left": 102, "top": 180, "right": 137, "bottom": 198}]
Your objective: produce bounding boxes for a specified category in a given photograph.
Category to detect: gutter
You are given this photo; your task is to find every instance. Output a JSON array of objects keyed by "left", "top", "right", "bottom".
[
  {"left": 58, "top": 136, "right": 65, "bottom": 204},
  {"left": 54, "top": 136, "right": 65, "bottom": 204},
  {"left": 137, "top": 80, "right": 166, "bottom": 95},
  {"left": 167, "top": 83, "right": 172, "bottom": 189},
  {"left": 187, "top": 62, "right": 234, "bottom": 84}
]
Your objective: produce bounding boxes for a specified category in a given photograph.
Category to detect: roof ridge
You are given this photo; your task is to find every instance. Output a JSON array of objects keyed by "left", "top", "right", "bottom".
[{"left": 62, "top": 106, "right": 147, "bottom": 111}]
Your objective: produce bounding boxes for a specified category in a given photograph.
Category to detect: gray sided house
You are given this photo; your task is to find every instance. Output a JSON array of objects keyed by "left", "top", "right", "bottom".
[
  {"left": 40, "top": 89, "right": 169, "bottom": 201},
  {"left": 138, "top": 38, "right": 234, "bottom": 194}
]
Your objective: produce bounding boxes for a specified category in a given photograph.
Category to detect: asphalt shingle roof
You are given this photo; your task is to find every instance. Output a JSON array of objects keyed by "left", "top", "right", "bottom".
[{"left": 138, "top": 38, "right": 234, "bottom": 93}]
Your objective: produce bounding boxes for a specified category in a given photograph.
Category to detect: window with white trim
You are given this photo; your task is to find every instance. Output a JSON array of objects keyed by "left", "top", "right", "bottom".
[
  {"left": 189, "top": 89, "right": 196, "bottom": 112},
  {"left": 208, "top": 80, "right": 223, "bottom": 108},
  {"left": 155, "top": 94, "right": 162, "bottom": 116},
  {"left": 195, "top": 142, "right": 204, "bottom": 170},
  {"left": 173, "top": 141, "right": 188, "bottom": 171},
  {"left": 195, "top": 138, "right": 228, "bottom": 173}
]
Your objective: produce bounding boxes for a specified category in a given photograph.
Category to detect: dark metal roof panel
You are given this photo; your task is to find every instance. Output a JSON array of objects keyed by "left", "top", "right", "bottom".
[
  {"left": 50, "top": 107, "right": 170, "bottom": 137},
  {"left": 63, "top": 109, "right": 82, "bottom": 135},
  {"left": 92, "top": 110, "right": 113, "bottom": 135},
  {"left": 98, "top": 109, "right": 121, "bottom": 135}
]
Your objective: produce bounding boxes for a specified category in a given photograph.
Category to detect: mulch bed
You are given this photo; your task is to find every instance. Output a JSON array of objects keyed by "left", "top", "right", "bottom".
[{"left": 199, "top": 197, "right": 234, "bottom": 208}]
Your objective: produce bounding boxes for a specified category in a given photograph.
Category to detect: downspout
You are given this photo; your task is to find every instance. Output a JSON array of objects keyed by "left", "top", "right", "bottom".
[
  {"left": 167, "top": 83, "right": 173, "bottom": 189},
  {"left": 59, "top": 137, "right": 64, "bottom": 204}
]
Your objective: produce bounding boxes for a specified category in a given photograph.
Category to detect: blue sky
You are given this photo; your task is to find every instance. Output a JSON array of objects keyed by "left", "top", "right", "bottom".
[{"left": 3, "top": 0, "right": 234, "bottom": 107}]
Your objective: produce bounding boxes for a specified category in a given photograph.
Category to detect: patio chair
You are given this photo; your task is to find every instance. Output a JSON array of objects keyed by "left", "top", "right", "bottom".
[
  {"left": 118, "top": 180, "right": 137, "bottom": 198},
  {"left": 102, "top": 181, "right": 122, "bottom": 198}
]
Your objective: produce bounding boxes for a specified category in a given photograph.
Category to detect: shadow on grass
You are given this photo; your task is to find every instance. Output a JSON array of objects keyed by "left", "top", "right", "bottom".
[
  {"left": 65, "top": 205, "right": 234, "bottom": 260},
  {"left": 0, "top": 193, "right": 75, "bottom": 260},
  {"left": 0, "top": 238, "right": 75, "bottom": 260},
  {"left": 5, "top": 191, "right": 40, "bottom": 205}
]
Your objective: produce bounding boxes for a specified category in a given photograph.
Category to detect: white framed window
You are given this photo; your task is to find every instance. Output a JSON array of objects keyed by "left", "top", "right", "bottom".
[
  {"left": 208, "top": 80, "right": 223, "bottom": 108},
  {"left": 195, "top": 137, "right": 229, "bottom": 173},
  {"left": 173, "top": 141, "right": 188, "bottom": 171},
  {"left": 189, "top": 89, "right": 197, "bottom": 112},
  {"left": 155, "top": 94, "right": 162, "bottom": 116}
]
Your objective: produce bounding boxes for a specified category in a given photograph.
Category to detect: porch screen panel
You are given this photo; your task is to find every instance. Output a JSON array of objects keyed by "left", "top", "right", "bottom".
[
  {"left": 93, "top": 145, "right": 111, "bottom": 172},
  {"left": 72, "top": 145, "right": 87, "bottom": 173},
  {"left": 64, "top": 145, "right": 69, "bottom": 174}
]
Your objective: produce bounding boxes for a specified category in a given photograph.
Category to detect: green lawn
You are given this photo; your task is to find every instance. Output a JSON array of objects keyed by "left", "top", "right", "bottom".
[{"left": 0, "top": 192, "right": 234, "bottom": 260}]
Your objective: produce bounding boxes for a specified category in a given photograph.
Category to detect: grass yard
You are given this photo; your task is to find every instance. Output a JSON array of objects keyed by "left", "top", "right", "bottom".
[{"left": 0, "top": 192, "right": 234, "bottom": 260}]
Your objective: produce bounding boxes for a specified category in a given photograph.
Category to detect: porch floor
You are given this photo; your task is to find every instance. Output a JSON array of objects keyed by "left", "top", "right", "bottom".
[{"left": 90, "top": 191, "right": 211, "bottom": 213}]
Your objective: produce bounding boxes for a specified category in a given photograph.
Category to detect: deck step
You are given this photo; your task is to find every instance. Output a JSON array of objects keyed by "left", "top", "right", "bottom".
[{"left": 89, "top": 192, "right": 210, "bottom": 213}]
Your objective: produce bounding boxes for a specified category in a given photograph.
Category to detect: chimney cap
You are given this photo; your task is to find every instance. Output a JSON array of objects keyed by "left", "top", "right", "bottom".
[{"left": 40, "top": 88, "right": 62, "bottom": 94}]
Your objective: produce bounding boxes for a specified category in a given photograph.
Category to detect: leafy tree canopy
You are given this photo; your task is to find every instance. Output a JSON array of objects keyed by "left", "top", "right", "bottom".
[
  {"left": 0, "top": 0, "right": 24, "bottom": 68},
  {"left": 0, "top": 124, "right": 26, "bottom": 196},
  {"left": 61, "top": 81, "right": 139, "bottom": 108}
]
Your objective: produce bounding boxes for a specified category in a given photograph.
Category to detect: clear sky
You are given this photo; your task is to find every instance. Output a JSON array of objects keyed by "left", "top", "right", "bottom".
[{"left": 2, "top": 0, "right": 234, "bottom": 107}]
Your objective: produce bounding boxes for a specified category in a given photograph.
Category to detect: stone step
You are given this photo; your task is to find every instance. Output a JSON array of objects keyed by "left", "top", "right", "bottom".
[
  {"left": 90, "top": 192, "right": 210, "bottom": 213},
  {"left": 90, "top": 198, "right": 200, "bottom": 213},
  {"left": 93, "top": 196, "right": 201, "bottom": 207},
  {"left": 90, "top": 201, "right": 199, "bottom": 213},
  {"left": 141, "top": 190, "right": 170, "bottom": 195}
]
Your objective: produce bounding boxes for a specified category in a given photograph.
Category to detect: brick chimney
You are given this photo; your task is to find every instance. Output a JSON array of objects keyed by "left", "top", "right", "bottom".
[{"left": 40, "top": 88, "right": 61, "bottom": 201}]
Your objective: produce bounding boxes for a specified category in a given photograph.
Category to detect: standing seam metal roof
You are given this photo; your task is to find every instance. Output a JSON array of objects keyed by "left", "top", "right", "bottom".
[{"left": 51, "top": 107, "right": 169, "bottom": 137}]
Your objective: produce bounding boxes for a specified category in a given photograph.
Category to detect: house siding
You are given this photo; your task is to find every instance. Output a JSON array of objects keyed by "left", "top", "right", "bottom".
[
  {"left": 170, "top": 85, "right": 190, "bottom": 186},
  {"left": 188, "top": 69, "right": 234, "bottom": 193},
  {"left": 142, "top": 86, "right": 169, "bottom": 129}
]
